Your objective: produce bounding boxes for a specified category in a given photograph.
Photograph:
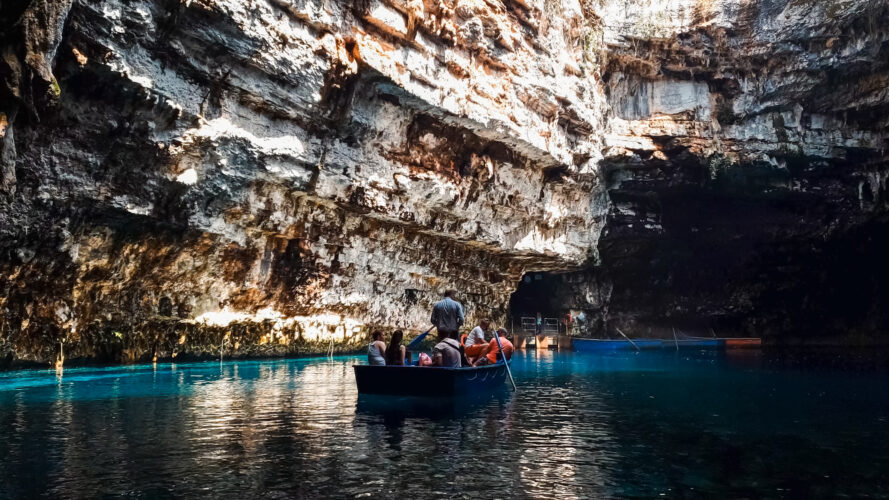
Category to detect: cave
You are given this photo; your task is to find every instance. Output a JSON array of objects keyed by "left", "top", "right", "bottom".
[
  {"left": 507, "top": 271, "right": 604, "bottom": 336},
  {"left": 0, "top": 0, "right": 887, "bottom": 367},
  {"left": 157, "top": 296, "right": 174, "bottom": 317},
  {"left": 2, "top": 0, "right": 889, "bottom": 495},
  {"left": 508, "top": 272, "right": 580, "bottom": 321},
  {"left": 592, "top": 156, "right": 889, "bottom": 342}
]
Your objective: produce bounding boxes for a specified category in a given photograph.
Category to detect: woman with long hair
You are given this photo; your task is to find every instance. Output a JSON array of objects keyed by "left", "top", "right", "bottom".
[{"left": 385, "top": 330, "right": 406, "bottom": 365}]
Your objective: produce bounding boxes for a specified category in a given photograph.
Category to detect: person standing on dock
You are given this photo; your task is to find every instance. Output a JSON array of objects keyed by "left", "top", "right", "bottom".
[{"left": 431, "top": 289, "right": 464, "bottom": 340}]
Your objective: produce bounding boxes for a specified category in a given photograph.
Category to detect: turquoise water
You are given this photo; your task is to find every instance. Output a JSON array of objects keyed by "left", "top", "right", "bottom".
[{"left": 1, "top": 349, "right": 888, "bottom": 498}]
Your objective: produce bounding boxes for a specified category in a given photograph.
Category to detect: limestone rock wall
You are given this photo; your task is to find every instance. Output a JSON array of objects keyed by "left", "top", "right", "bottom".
[
  {"left": 578, "top": 0, "right": 889, "bottom": 343},
  {"left": 0, "top": 0, "right": 607, "bottom": 365}
]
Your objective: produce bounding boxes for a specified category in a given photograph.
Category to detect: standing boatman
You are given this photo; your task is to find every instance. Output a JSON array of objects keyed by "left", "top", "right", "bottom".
[{"left": 431, "top": 289, "right": 464, "bottom": 340}]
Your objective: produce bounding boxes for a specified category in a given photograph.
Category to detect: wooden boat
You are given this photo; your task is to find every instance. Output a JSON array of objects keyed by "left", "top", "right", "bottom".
[
  {"left": 674, "top": 339, "right": 720, "bottom": 348},
  {"left": 572, "top": 339, "right": 664, "bottom": 351},
  {"left": 353, "top": 363, "right": 509, "bottom": 397},
  {"left": 676, "top": 331, "right": 760, "bottom": 349},
  {"left": 573, "top": 337, "right": 761, "bottom": 352},
  {"left": 723, "top": 338, "right": 761, "bottom": 348}
]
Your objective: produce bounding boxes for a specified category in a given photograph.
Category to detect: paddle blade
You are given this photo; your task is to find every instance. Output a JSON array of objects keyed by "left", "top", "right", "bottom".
[{"left": 407, "top": 329, "right": 432, "bottom": 349}]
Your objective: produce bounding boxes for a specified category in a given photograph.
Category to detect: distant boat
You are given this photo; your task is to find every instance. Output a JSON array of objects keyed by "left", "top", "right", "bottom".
[
  {"left": 573, "top": 339, "right": 663, "bottom": 351},
  {"left": 573, "top": 337, "right": 760, "bottom": 351},
  {"left": 353, "top": 363, "right": 509, "bottom": 397},
  {"left": 722, "top": 338, "right": 761, "bottom": 348},
  {"left": 676, "top": 331, "right": 762, "bottom": 349},
  {"left": 674, "top": 339, "right": 721, "bottom": 348}
]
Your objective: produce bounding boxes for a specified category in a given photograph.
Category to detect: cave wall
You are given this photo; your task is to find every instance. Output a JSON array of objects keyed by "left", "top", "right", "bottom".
[
  {"left": 568, "top": 0, "right": 889, "bottom": 343},
  {"left": 0, "top": 0, "right": 606, "bottom": 365},
  {"left": 0, "top": 0, "right": 887, "bottom": 365}
]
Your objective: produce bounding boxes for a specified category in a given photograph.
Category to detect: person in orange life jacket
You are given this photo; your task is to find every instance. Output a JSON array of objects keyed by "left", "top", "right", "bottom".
[
  {"left": 472, "top": 328, "right": 514, "bottom": 366},
  {"left": 464, "top": 318, "right": 490, "bottom": 364}
]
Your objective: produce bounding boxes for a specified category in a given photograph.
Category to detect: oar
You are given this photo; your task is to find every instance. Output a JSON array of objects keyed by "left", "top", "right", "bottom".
[
  {"left": 492, "top": 332, "right": 517, "bottom": 392},
  {"left": 615, "top": 327, "right": 640, "bottom": 352},
  {"left": 672, "top": 327, "right": 679, "bottom": 351},
  {"left": 407, "top": 326, "right": 435, "bottom": 350}
]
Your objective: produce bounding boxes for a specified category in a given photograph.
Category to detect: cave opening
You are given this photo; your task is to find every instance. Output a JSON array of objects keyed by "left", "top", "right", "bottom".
[
  {"left": 510, "top": 272, "right": 558, "bottom": 317},
  {"left": 508, "top": 272, "right": 576, "bottom": 328}
]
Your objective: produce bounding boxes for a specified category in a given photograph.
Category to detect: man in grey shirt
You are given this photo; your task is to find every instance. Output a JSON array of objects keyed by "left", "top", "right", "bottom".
[
  {"left": 430, "top": 289, "right": 464, "bottom": 339},
  {"left": 431, "top": 332, "right": 462, "bottom": 368}
]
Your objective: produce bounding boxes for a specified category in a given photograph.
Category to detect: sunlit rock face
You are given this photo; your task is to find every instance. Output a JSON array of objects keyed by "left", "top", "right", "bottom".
[
  {"left": 0, "top": 0, "right": 887, "bottom": 365},
  {"left": 0, "top": 0, "right": 606, "bottom": 364}
]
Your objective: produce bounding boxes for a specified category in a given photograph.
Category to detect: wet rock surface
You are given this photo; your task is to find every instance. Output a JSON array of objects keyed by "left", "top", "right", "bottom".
[
  {"left": 0, "top": 0, "right": 886, "bottom": 364},
  {"left": 586, "top": 0, "right": 889, "bottom": 343}
]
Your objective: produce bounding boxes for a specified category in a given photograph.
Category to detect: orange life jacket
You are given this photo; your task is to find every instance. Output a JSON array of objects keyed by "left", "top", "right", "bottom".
[{"left": 486, "top": 336, "right": 514, "bottom": 363}]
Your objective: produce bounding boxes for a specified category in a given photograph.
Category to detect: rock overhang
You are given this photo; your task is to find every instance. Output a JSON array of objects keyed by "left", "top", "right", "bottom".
[{"left": 0, "top": 0, "right": 887, "bottom": 364}]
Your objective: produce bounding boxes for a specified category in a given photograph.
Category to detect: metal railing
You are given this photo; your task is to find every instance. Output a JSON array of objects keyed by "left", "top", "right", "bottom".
[
  {"left": 519, "top": 317, "right": 561, "bottom": 334},
  {"left": 520, "top": 317, "right": 537, "bottom": 333},
  {"left": 542, "top": 318, "right": 559, "bottom": 334}
]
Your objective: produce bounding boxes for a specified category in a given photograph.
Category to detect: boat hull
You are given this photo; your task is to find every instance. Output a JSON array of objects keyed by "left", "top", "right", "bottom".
[
  {"left": 674, "top": 339, "right": 721, "bottom": 348},
  {"left": 724, "top": 338, "right": 762, "bottom": 348},
  {"left": 573, "top": 338, "right": 761, "bottom": 351},
  {"left": 572, "top": 339, "right": 664, "bottom": 351},
  {"left": 353, "top": 363, "right": 509, "bottom": 397}
]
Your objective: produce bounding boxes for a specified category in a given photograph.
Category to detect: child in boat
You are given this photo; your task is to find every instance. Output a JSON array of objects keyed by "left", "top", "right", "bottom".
[
  {"left": 367, "top": 330, "right": 386, "bottom": 366},
  {"left": 385, "top": 330, "right": 406, "bottom": 365},
  {"left": 473, "top": 328, "right": 514, "bottom": 366}
]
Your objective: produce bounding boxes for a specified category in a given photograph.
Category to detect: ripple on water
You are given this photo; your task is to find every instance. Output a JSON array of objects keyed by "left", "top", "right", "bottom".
[{"left": 0, "top": 351, "right": 888, "bottom": 498}]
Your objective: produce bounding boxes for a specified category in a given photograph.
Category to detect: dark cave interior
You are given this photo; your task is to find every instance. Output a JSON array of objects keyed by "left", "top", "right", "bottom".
[{"left": 509, "top": 272, "right": 574, "bottom": 319}]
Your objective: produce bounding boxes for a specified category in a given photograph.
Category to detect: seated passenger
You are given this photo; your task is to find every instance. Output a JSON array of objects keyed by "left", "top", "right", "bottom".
[
  {"left": 464, "top": 319, "right": 490, "bottom": 364},
  {"left": 367, "top": 330, "right": 386, "bottom": 366},
  {"left": 430, "top": 331, "right": 462, "bottom": 368},
  {"left": 385, "top": 330, "right": 406, "bottom": 365},
  {"left": 418, "top": 352, "right": 433, "bottom": 366},
  {"left": 473, "top": 328, "right": 514, "bottom": 366}
]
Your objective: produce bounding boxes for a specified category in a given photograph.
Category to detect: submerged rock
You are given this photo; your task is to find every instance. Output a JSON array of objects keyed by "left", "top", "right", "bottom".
[{"left": 0, "top": 0, "right": 886, "bottom": 364}]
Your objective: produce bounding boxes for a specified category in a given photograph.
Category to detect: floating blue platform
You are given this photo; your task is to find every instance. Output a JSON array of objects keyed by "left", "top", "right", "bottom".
[
  {"left": 674, "top": 339, "right": 721, "bottom": 348},
  {"left": 573, "top": 338, "right": 757, "bottom": 351},
  {"left": 572, "top": 339, "right": 664, "bottom": 351}
]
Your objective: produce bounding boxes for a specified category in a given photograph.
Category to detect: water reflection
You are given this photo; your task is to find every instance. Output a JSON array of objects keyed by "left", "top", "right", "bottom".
[
  {"left": 0, "top": 351, "right": 888, "bottom": 498},
  {"left": 511, "top": 350, "right": 617, "bottom": 499}
]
